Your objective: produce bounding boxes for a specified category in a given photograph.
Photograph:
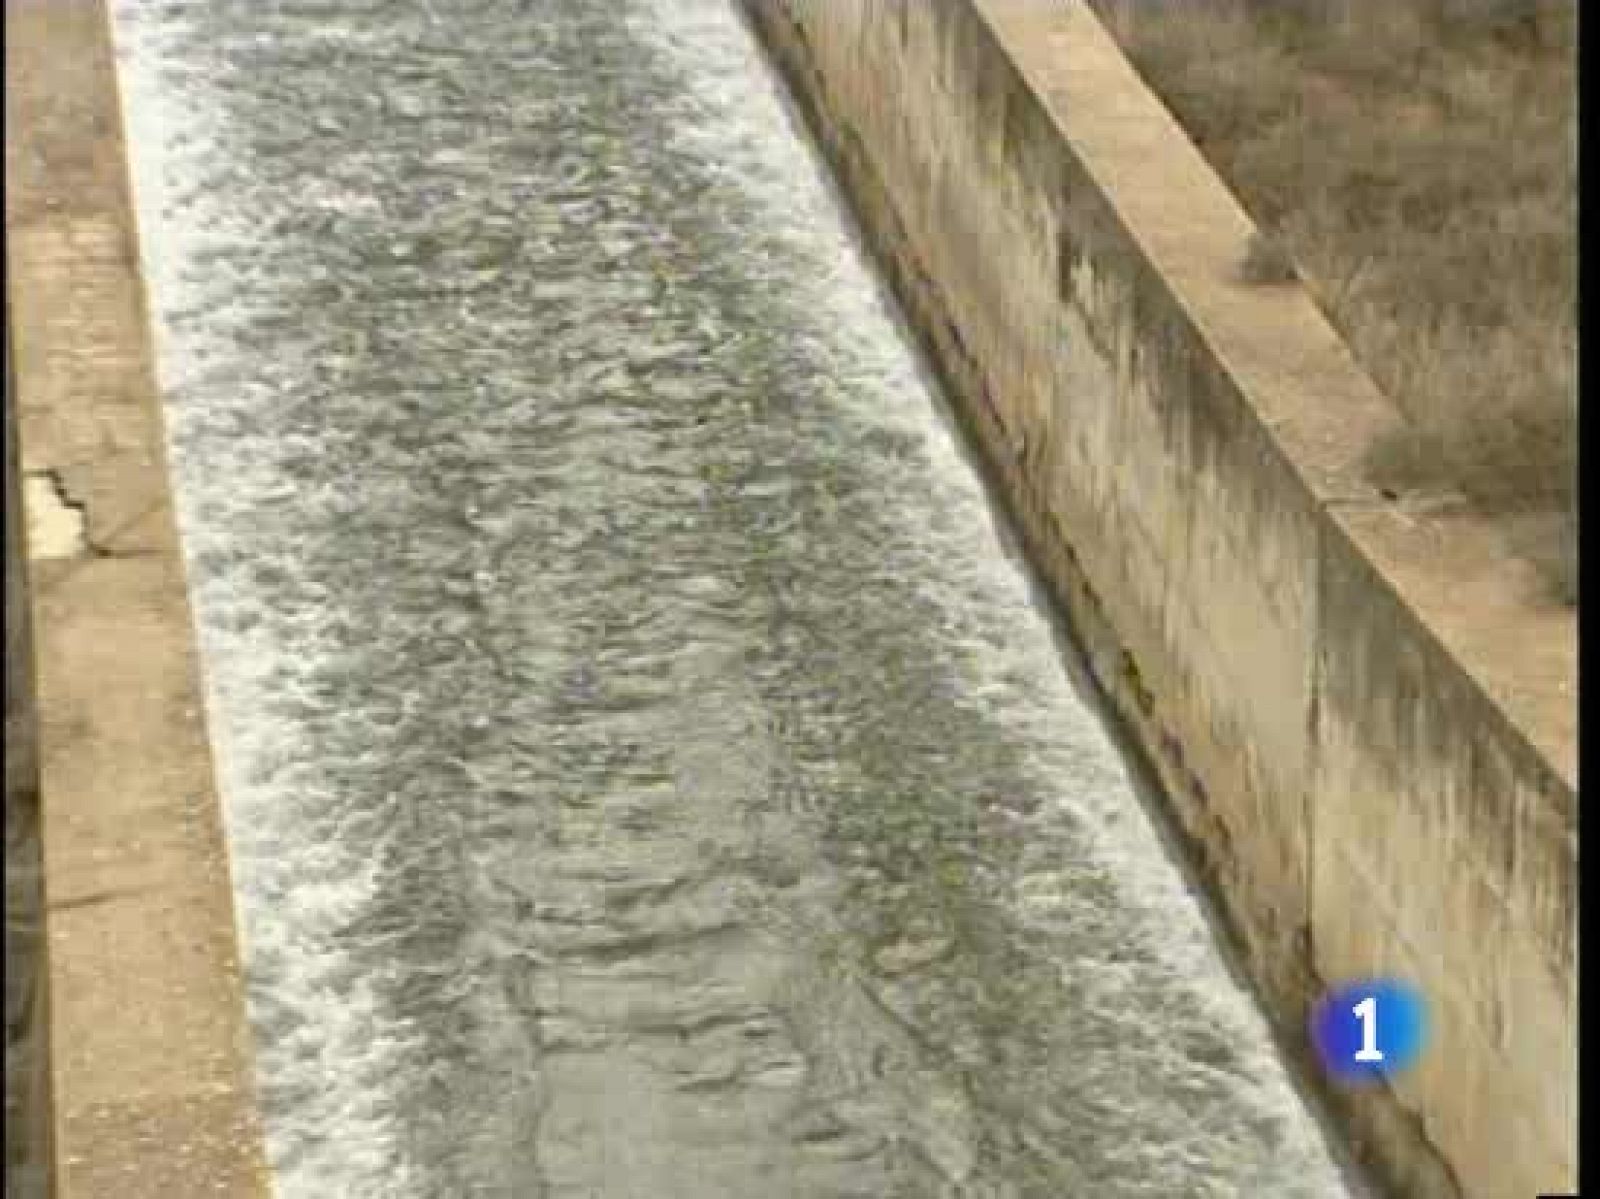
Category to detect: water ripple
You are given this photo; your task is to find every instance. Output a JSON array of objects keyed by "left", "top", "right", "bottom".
[{"left": 114, "top": 1, "right": 1362, "bottom": 1196}]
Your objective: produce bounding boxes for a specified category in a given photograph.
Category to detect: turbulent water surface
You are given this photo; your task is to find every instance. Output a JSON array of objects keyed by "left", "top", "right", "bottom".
[{"left": 113, "top": 2, "right": 1364, "bottom": 1196}]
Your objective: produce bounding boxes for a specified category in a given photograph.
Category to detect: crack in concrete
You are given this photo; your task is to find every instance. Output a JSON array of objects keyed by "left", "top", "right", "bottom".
[
  {"left": 23, "top": 466, "right": 160, "bottom": 561},
  {"left": 1323, "top": 491, "right": 1478, "bottom": 535}
]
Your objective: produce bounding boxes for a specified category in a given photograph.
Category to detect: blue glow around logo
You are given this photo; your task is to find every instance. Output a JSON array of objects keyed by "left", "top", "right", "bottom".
[{"left": 1310, "top": 978, "right": 1428, "bottom": 1085}]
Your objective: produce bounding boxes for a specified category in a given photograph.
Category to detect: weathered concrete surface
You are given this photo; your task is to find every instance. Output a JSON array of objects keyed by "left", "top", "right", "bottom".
[
  {"left": 4, "top": 2, "right": 272, "bottom": 1196},
  {"left": 739, "top": 1, "right": 1577, "bottom": 1196}
]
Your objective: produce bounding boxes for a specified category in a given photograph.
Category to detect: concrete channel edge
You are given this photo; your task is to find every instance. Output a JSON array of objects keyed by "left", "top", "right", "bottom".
[{"left": 4, "top": 1, "right": 274, "bottom": 1195}]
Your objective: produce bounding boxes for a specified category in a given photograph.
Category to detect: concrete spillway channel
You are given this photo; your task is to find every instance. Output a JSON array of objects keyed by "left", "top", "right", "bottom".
[{"left": 14, "top": 0, "right": 1388, "bottom": 1194}]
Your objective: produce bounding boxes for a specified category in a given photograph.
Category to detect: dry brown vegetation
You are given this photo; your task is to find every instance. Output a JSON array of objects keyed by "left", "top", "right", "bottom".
[{"left": 1090, "top": 0, "right": 1577, "bottom": 603}]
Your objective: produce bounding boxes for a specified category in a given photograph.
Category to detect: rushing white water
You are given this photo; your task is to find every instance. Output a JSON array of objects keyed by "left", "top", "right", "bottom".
[{"left": 112, "top": 1, "right": 1366, "bottom": 1196}]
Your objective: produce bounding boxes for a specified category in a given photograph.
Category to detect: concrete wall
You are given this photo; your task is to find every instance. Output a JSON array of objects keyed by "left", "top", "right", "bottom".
[
  {"left": 739, "top": 2, "right": 1577, "bottom": 1196},
  {"left": 6, "top": 280, "right": 54, "bottom": 1199},
  {"left": 5, "top": 3, "right": 272, "bottom": 1196}
]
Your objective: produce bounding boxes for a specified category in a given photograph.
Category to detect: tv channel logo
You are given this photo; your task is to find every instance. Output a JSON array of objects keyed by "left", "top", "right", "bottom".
[{"left": 1310, "top": 978, "right": 1428, "bottom": 1084}]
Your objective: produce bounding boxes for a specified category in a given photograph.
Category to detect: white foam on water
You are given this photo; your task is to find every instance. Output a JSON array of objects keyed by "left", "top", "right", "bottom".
[
  {"left": 110, "top": 6, "right": 412, "bottom": 1192},
  {"left": 108, "top": 0, "right": 1365, "bottom": 1193},
  {"left": 632, "top": 3, "right": 1360, "bottom": 1192}
]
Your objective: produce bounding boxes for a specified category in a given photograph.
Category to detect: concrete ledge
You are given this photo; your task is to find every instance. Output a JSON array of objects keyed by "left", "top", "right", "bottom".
[
  {"left": 740, "top": 2, "right": 1576, "bottom": 1196},
  {"left": 4, "top": 2, "right": 272, "bottom": 1195}
]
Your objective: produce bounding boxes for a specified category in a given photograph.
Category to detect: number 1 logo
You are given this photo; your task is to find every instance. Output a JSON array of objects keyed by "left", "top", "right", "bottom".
[
  {"left": 1311, "top": 978, "right": 1427, "bottom": 1084},
  {"left": 1351, "top": 995, "right": 1385, "bottom": 1062}
]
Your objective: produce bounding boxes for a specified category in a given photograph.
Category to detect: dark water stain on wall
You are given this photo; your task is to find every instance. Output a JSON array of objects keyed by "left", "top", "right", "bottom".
[{"left": 5, "top": 289, "right": 51, "bottom": 1199}]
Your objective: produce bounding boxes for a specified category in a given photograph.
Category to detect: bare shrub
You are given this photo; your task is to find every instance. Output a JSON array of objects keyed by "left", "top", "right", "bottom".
[{"left": 1093, "top": 0, "right": 1577, "bottom": 604}]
